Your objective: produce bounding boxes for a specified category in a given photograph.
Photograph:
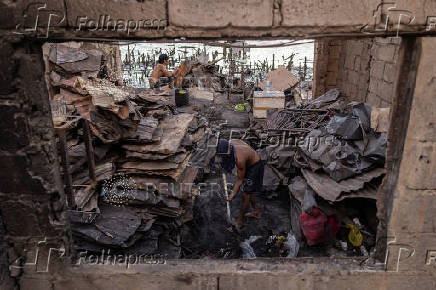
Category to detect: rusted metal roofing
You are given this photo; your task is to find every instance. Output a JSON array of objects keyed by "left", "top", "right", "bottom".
[{"left": 302, "top": 167, "right": 385, "bottom": 202}]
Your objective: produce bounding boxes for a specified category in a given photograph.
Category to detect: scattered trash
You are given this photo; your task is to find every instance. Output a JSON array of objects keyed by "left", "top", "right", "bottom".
[
  {"left": 302, "top": 186, "right": 317, "bottom": 214},
  {"left": 240, "top": 236, "right": 262, "bottom": 259},
  {"left": 371, "top": 107, "right": 390, "bottom": 133},
  {"left": 339, "top": 240, "right": 348, "bottom": 251},
  {"left": 47, "top": 41, "right": 382, "bottom": 259},
  {"left": 275, "top": 235, "right": 286, "bottom": 247},
  {"left": 346, "top": 224, "right": 363, "bottom": 247},
  {"left": 360, "top": 245, "right": 369, "bottom": 257},
  {"left": 234, "top": 102, "right": 250, "bottom": 111},
  {"left": 300, "top": 207, "right": 340, "bottom": 246},
  {"left": 283, "top": 232, "right": 299, "bottom": 258}
]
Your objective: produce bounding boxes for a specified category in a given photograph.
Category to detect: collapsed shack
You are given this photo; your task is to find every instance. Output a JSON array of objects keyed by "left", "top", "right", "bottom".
[{"left": 45, "top": 41, "right": 388, "bottom": 261}]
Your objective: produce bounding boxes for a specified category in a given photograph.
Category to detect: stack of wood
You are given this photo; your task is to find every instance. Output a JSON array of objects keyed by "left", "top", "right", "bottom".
[{"left": 45, "top": 43, "right": 207, "bottom": 257}]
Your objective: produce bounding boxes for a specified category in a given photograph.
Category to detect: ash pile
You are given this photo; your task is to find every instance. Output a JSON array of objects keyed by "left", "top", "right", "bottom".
[
  {"left": 244, "top": 88, "right": 390, "bottom": 257},
  {"left": 46, "top": 43, "right": 208, "bottom": 258}
]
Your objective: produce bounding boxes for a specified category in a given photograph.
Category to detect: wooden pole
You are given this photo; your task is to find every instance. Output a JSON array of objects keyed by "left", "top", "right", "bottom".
[{"left": 56, "top": 128, "right": 75, "bottom": 208}]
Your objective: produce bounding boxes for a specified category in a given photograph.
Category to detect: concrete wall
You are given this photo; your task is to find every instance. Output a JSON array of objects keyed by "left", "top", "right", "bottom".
[
  {"left": 0, "top": 1, "right": 435, "bottom": 289},
  {"left": 313, "top": 37, "right": 401, "bottom": 108}
]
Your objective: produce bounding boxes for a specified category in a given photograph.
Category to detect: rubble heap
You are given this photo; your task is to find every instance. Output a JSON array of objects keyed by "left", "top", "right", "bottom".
[
  {"left": 245, "top": 88, "right": 389, "bottom": 256},
  {"left": 46, "top": 43, "right": 206, "bottom": 257}
]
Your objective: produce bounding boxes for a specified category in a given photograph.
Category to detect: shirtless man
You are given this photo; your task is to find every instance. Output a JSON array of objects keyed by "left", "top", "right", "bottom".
[
  {"left": 149, "top": 54, "right": 178, "bottom": 88},
  {"left": 215, "top": 139, "right": 264, "bottom": 229}
]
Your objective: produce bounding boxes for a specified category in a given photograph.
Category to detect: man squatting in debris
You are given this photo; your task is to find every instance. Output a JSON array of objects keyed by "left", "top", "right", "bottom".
[
  {"left": 215, "top": 139, "right": 265, "bottom": 229},
  {"left": 149, "top": 54, "right": 179, "bottom": 88}
]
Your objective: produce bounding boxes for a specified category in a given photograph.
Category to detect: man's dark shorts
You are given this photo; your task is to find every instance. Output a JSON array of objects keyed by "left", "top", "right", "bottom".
[{"left": 241, "top": 160, "right": 264, "bottom": 194}]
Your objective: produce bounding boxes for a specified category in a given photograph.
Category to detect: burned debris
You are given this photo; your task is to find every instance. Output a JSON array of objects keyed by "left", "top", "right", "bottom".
[
  {"left": 243, "top": 87, "right": 388, "bottom": 257},
  {"left": 46, "top": 43, "right": 208, "bottom": 258},
  {"left": 46, "top": 40, "right": 389, "bottom": 261}
]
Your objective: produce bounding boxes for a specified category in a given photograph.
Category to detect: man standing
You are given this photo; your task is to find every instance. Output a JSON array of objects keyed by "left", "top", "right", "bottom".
[
  {"left": 215, "top": 139, "right": 264, "bottom": 229},
  {"left": 149, "top": 54, "right": 178, "bottom": 88}
]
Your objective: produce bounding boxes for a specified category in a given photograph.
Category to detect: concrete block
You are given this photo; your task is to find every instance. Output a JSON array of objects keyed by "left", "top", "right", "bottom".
[
  {"left": 402, "top": 142, "right": 436, "bottom": 190},
  {"left": 383, "top": 63, "right": 397, "bottom": 83},
  {"left": 354, "top": 56, "right": 361, "bottom": 71},
  {"left": 379, "top": 99, "right": 392, "bottom": 108},
  {"left": 389, "top": 190, "right": 436, "bottom": 233},
  {"left": 20, "top": 278, "right": 52, "bottom": 290},
  {"left": 368, "top": 79, "right": 379, "bottom": 94},
  {"left": 0, "top": 155, "right": 45, "bottom": 195},
  {"left": 345, "top": 56, "right": 355, "bottom": 70},
  {"left": 65, "top": 0, "right": 167, "bottom": 31},
  {"left": 357, "top": 88, "right": 368, "bottom": 102},
  {"left": 329, "top": 45, "right": 341, "bottom": 59},
  {"left": 360, "top": 56, "right": 370, "bottom": 71},
  {"left": 406, "top": 37, "right": 436, "bottom": 142},
  {"left": 349, "top": 85, "right": 358, "bottom": 100},
  {"left": 381, "top": 232, "right": 436, "bottom": 273},
  {"left": 370, "top": 60, "right": 385, "bottom": 79},
  {"left": 350, "top": 71, "right": 360, "bottom": 85},
  {"left": 0, "top": 105, "right": 30, "bottom": 151},
  {"left": 281, "top": 0, "right": 379, "bottom": 27},
  {"left": 377, "top": 44, "right": 396, "bottom": 62},
  {"left": 11, "top": 0, "right": 67, "bottom": 31},
  {"left": 366, "top": 92, "right": 380, "bottom": 106},
  {"left": 0, "top": 201, "right": 42, "bottom": 236},
  {"left": 375, "top": 37, "right": 391, "bottom": 45},
  {"left": 326, "top": 70, "right": 338, "bottom": 86},
  {"left": 352, "top": 40, "right": 364, "bottom": 56},
  {"left": 377, "top": 81, "right": 393, "bottom": 101},
  {"left": 168, "top": 0, "right": 274, "bottom": 27}
]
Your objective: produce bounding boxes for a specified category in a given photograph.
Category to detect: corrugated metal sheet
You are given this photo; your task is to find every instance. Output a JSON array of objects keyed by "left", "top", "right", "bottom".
[{"left": 301, "top": 168, "right": 385, "bottom": 202}]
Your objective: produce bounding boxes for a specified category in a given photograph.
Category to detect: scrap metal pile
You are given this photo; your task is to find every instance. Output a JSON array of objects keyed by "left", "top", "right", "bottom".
[
  {"left": 247, "top": 88, "right": 390, "bottom": 255},
  {"left": 47, "top": 43, "right": 206, "bottom": 257}
]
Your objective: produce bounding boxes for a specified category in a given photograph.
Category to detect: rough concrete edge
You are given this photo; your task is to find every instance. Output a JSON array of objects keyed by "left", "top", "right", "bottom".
[{"left": 375, "top": 37, "right": 422, "bottom": 260}]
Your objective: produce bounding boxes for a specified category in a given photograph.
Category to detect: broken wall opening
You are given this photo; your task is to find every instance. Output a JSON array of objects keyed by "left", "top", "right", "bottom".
[{"left": 42, "top": 37, "right": 396, "bottom": 262}]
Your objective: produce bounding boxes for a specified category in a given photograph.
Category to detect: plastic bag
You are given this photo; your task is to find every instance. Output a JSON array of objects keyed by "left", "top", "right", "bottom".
[
  {"left": 240, "top": 236, "right": 261, "bottom": 259},
  {"left": 283, "top": 232, "right": 300, "bottom": 258},
  {"left": 302, "top": 187, "right": 317, "bottom": 214},
  {"left": 346, "top": 224, "right": 363, "bottom": 247}
]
